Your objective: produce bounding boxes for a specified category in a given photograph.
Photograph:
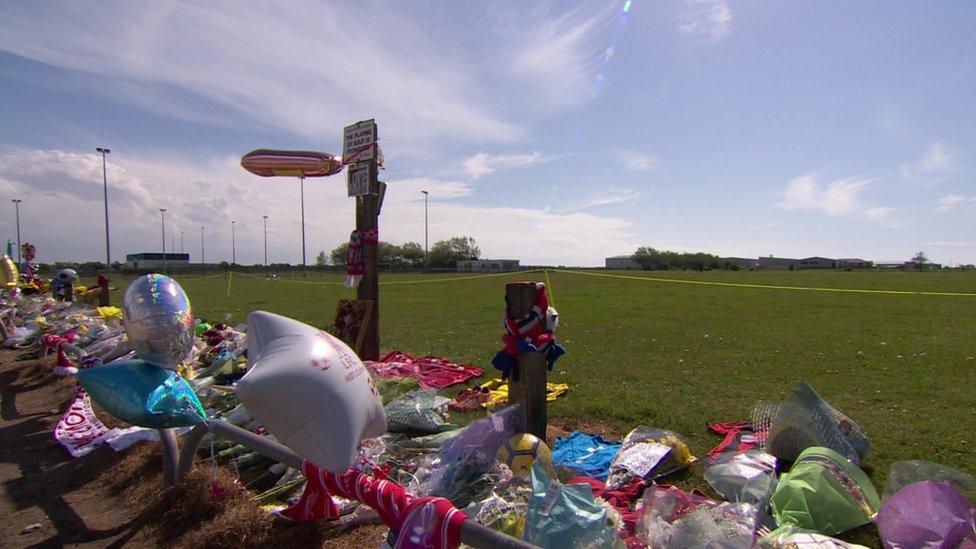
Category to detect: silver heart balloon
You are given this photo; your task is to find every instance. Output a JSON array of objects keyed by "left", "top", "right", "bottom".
[{"left": 123, "top": 274, "right": 194, "bottom": 370}]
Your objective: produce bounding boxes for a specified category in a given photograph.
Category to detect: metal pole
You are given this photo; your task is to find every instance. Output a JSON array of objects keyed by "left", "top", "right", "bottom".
[
  {"left": 421, "top": 190, "right": 428, "bottom": 270},
  {"left": 300, "top": 176, "right": 306, "bottom": 277},
  {"left": 180, "top": 231, "right": 184, "bottom": 254},
  {"left": 97, "top": 147, "right": 111, "bottom": 270},
  {"left": 201, "top": 226, "right": 205, "bottom": 265},
  {"left": 160, "top": 209, "right": 167, "bottom": 274},
  {"left": 11, "top": 199, "right": 21, "bottom": 268},
  {"left": 263, "top": 215, "right": 268, "bottom": 274},
  {"left": 171, "top": 234, "right": 175, "bottom": 254},
  {"left": 231, "top": 220, "right": 236, "bottom": 265}
]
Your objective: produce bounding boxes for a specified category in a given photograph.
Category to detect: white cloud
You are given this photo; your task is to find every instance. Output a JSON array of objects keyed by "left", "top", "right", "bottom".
[
  {"left": 0, "top": 2, "right": 620, "bottom": 149},
  {"left": 776, "top": 173, "right": 893, "bottom": 223},
  {"left": 617, "top": 151, "right": 659, "bottom": 171},
  {"left": 679, "top": 0, "right": 733, "bottom": 43},
  {"left": 462, "top": 152, "right": 547, "bottom": 179},
  {"left": 504, "top": 1, "right": 619, "bottom": 108},
  {"left": 563, "top": 188, "right": 642, "bottom": 213},
  {"left": 900, "top": 141, "right": 954, "bottom": 184},
  {"left": 935, "top": 193, "right": 971, "bottom": 212},
  {"left": 865, "top": 206, "right": 898, "bottom": 221},
  {"left": 0, "top": 148, "right": 636, "bottom": 266}
]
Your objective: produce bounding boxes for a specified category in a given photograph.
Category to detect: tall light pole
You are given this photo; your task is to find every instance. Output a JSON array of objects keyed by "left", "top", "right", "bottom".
[
  {"left": 421, "top": 190, "right": 429, "bottom": 270},
  {"left": 299, "top": 175, "right": 306, "bottom": 277},
  {"left": 171, "top": 234, "right": 175, "bottom": 254},
  {"left": 200, "top": 226, "right": 205, "bottom": 264},
  {"left": 180, "top": 230, "right": 184, "bottom": 254},
  {"left": 11, "top": 199, "right": 22, "bottom": 268},
  {"left": 262, "top": 215, "right": 268, "bottom": 274},
  {"left": 96, "top": 147, "right": 111, "bottom": 269},
  {"left": 231, "top": 220, "right": 236, "bottom": 265},
  {"left": 159, "top": 209, "right": 167, "bottom": 274}
]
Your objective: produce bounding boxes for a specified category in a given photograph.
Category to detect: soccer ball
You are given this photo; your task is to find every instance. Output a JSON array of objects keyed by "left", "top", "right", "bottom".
[{"left": 497, "top": 433, "right": 552, "bottom": 476}]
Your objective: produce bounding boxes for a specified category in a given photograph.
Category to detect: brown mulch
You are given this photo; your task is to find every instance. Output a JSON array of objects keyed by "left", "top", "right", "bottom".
[{"left": 0, "top": 349, "right": 385, "bottom": 547}]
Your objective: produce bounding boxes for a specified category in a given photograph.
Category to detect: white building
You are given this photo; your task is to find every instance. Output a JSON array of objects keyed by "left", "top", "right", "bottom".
[
  {"left": 456, "top": 259, "right": 520, "bottom": 272},
  {"left": 605, "top": 255, "right": 642, "bottom": 270},
  {"left": 125, "top": 253, "right": 190, "bottom": 269}
]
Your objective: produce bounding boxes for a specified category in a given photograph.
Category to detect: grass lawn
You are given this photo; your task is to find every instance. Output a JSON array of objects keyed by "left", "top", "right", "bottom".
[{"left": 90, "top": 268, "right": 976, "bottom": 544}]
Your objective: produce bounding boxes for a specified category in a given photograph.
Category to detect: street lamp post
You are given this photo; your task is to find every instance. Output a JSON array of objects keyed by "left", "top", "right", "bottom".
[
  {"left": 11, "top": 199, "right": 21, "bottom": 268},
  {"left": 96, "top": 147, "right": 111, "bottom": 270},
  {"left": 421, "top": 190, "right": 429, "bottom": 270},
  {"left": 263, "top": 215, "right": 268, "bottom": 275},
  {"left": 160, "top": 209, "right": 167, "bottom": 274},
  {"left": 201, "top": 226, "right": 205, "bottom": 265},
  {"left": 231, "top": 220, "right": 236, "bottom": 265},
  {"left": 180, "top": 231, "right": 184, "bottom": 254},
  {"left": 299, "top": 176, "right": 306, "bottom": 277}
]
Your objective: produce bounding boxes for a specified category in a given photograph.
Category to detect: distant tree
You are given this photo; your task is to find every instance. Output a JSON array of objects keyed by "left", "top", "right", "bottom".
[
  {"left": 633, "top": 246, "right": 722, "bottom": 271},
  {"left": 315, "top": 250, "right": 327, "bottom": 267},
  {"left": 330, "top": 243, "right": 349, "bottom": 265},
  {"left": 429, "top": 236, "right": 480, "bottom": 268},
  {"left": 398, "top": 242, "right": 425, "bottom": 268},
  {"left": 911, "top": 250, "right": 929, "bottom": 270}
]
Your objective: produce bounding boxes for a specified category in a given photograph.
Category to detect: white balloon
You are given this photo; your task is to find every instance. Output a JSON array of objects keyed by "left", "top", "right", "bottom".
[{"left": 236, "top": 311, "right": 386, "bottom": 472}]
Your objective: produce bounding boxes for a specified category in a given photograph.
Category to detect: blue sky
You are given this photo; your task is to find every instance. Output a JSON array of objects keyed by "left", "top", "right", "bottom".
[{"left": 0, "top": 0, "right": 973, "bottom": 266}]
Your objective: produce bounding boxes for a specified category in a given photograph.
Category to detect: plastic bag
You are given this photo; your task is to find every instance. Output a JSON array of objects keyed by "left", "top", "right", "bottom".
[
  {"left": 667, "top": 502, "right": 758, "bottom": 549},
  {"left": 756, "top": 525, "right": 870, "bottom": 548},
  {"left": 606, "top": 426, "right": 696, "bottom": 488},
  {"left": 876, "top": 481, "right": 976, "bottom": 548},
  {"left": 704, "top": 450, "right": 777, "bottom": 507},
  {"left": 523, "top": 461, "right": 620, "bottom": 548},
  {"left": 77, "top": 359, "right": 207, "bottom": 428},
  {"left": 384, "top": 389, "right": 454, "bottom": 434},
  {"left": 769, "top": 446, "right": 880, "bottom": 535},
  {"left": 884, "top": 460, "right": 976, "bottom": 505},
  {"left": 753, "top": 382, "right": 869, "bottom": 465}
]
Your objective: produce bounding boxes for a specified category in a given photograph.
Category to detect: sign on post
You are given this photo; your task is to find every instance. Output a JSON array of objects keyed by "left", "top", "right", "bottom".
[
  {"left": 347, "top": 163, "right": 373, "bottom": 197},
  {"left": 343, "top": 119, "right": 377, "bottom": 165}
]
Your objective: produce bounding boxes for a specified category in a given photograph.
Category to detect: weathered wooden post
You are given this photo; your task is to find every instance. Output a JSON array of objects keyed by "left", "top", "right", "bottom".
[
  {"left": 344, "top": 119, "right": 384, "bottom": 361},
  {"left": 97, "top": 274, "right": 110, "bottom": 307},
  {"left": 505, "top": 282, "right": 549, "bottom": 440}
]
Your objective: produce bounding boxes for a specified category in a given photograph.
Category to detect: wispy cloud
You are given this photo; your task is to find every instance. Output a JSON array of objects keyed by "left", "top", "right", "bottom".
[
  {"left": 462, "top": 152, "right": 548, "bottom": 179},
  {"left": 617, "top": 150, "right": 659, "bottom": 171},
  {"left": 776, "top": 173, "right": 894, "bottom": 223},
  {"left": 900, "top": 141, "right": 954, "bottom": 184},
  {"left": 865, "top": 206, "right": 898, "bottom": 221},
  {"left": 563, "top": 188, "right": 642, "bottom": 213},
  {"left": 679, "top": 0, "right": 733, "bottom": 43},
  {"left": 935, "top": 193, "right": 973, "bottom": 212},
  {"left": 504, "top": 1, "right": 619, "bottom": 108}
]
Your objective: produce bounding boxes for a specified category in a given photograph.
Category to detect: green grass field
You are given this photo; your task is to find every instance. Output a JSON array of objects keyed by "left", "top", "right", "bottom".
[{"left": 91, "top": 269, "right": 976, "bottom": 543}]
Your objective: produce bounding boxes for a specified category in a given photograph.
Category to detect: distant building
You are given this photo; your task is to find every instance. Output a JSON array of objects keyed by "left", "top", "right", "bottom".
[
  {"left": 724, "top": 257, "right": 758, "bottom": 270},
  {"left": 797, "top": 257, "right": 838, "bottom": 269},
  {"left": 126, "top": 253, "right": 190, "bottom": 269},
  {"left": 837, "top": 258, "right": 873, "bottom": 269},
  {"left": 605, "top": 255, "right": 642, "bottom": 270},
  {"left": 758, "top": 256, "right": 797, "bottom": 270},
  {"left": 457, "top": 259, "right": 520, "bottom": 273}
]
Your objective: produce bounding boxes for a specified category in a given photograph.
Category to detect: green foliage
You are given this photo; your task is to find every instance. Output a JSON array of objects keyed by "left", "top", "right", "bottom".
[
  {"left": 633, "top": 246, "right": 737, "bottom": 271},
  {"left": 330, "top": 240, "right": 426, "bottom": 268},
  {"left": 428, "top": 236, "right": 480, "bottom": 268}
]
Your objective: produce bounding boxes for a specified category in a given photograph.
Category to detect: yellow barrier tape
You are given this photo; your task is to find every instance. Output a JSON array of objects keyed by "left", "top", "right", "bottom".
[
  {"left": 544, "top": 269, "right": 556, "bottom": 307},
  {"left": 552, "top": 269, "right": 976, "bottom": 297},
  {"left": 225, "top": 269, "right": 546, "bottom": 287}
]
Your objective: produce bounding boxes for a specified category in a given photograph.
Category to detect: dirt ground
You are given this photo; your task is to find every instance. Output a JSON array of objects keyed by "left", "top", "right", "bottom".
[
  {"left": 0, "top": 346, "right": 622, "bottom": 548},
  {"left": 0, "top": 350, "right": 387, "bottom": 548}
]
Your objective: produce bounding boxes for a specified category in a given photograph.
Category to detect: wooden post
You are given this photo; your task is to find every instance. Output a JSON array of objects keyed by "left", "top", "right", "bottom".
[
  {"left": 505, "top": 282, "right": 548, "bottom": 440},
  {"left": 98, "top": 277, "right": 110, "bottom": 307},
  {"left": 355, "top": 154, "right": 380, "bottom": 361}
]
